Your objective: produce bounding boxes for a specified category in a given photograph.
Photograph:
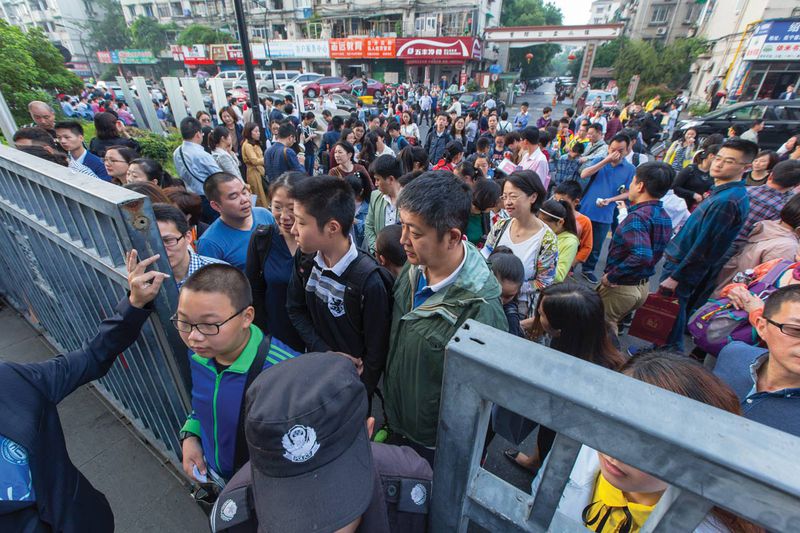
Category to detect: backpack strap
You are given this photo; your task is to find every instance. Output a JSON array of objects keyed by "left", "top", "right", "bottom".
[
  {"left": 179, "top": 147, "right": 205, "bottom": 184},
  {"left": 233, "top": 333, "right": 271, "bottom": 473},
  {"left": 253, "top": 224, "right": 275, "bottom": 281},
  {"left": 752, "top": 259, "right": 795, "bottom": 290},
  {"left": 341, "top": 252, "right": 393, "bottom": 336}
]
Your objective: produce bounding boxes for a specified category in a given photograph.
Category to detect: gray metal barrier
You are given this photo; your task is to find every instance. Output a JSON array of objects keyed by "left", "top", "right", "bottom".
[
  {"left": 432, "top": 320, "right": 800, "bottom": 532},
  {"left": 0, "top": 144, "right": 191, "bottom": 468}
]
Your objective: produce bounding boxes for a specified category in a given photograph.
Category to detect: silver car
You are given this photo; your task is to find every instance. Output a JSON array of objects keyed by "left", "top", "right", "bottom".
[{"left": 233, "top": 70, "right": 300, "bottom": 93}]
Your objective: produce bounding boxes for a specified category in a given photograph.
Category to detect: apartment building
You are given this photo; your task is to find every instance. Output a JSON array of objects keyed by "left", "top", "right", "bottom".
[{"left": 618, "top": 0, "right": 704, "bottom": 44}]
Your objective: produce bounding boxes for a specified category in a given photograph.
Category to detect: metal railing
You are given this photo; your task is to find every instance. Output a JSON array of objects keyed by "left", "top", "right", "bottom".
[
  {"left": 0, "top": 145, "right": 191, "bottom": 468},
  {"left": 432, "top": 320, "right": 800, "bottom": 532}
]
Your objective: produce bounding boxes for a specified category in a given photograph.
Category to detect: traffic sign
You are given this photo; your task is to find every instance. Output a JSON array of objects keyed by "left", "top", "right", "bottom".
[
  {"left": 491, "top": 73, "right": 499, "bottom": 82},
  {"left": 264, "top": 59, "right": 273, "bottom": 66}
]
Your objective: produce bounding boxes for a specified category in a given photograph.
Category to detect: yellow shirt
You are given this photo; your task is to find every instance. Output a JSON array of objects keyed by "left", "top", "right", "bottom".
[
  {"left": 583, "top": 473, "right": 657, "bottom": 533},
  {"left": 645, "top": 98, "right": 660, "bottom": 112}
]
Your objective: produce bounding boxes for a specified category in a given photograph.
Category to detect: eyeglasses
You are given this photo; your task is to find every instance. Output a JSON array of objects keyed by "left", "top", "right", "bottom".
[
  {"left": 104, "top": 158, "right": 126, "bottom": 164},
  {"left": 764, "top": 317, "right": 800, "bottom": 338},
  {"left": 501, "top": 193, "right": 523, "bottom": 202},
  {"left": 170, "top": 307, "right": 246, "bottom": 336},
  {"left": 162, "top": 235, "right": 185, "bottom": 248},
  {"left": 710, "top": 155, "right": 745, "bottom": 166}
]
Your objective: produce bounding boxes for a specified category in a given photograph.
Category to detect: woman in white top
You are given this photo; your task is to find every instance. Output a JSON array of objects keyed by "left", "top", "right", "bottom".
[
  {"left": 207, "top": 126, "right": 243, "bottom": 180},
  {"left": 400, "top": 111, "right": 420, "bottom": 145},
  {"left": 482, "top": 170, "right": 558, "bottom": 320}
]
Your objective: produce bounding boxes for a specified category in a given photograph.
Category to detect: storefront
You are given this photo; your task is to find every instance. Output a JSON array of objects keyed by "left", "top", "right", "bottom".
[
  {"left": 171, "top": 41, "right": 331, "bottom": 75},
  {"left": 396, "top": 37, "right": 483, "bottom": 86},
  {"left": 733, "top": 19, "right": 800, "bottom": 101},
  {"left": 329, "top": 37, "right": 396, "bottom": 80}
]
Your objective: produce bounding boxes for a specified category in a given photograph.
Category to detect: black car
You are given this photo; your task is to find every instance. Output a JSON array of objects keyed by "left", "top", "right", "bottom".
[
  {"left": 675, "top": 99, "right": 800, "bottom": 150},
  {"left": 456, "top": 92, "right": 506, "bottom": 116}
]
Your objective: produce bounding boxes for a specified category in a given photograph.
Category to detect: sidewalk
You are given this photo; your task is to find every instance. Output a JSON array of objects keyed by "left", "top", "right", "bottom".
[{"left": 0, "top": 301, "right": 209, "bottom": 533}]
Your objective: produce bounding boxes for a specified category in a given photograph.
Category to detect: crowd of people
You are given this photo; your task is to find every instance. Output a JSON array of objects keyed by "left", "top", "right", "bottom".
[{"left": 4, "top": 83, "right": 800, "bottom": 533}]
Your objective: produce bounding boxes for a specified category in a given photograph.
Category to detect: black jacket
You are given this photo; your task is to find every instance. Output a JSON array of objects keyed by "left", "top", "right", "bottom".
[
  {"left": 286, "top": 249, "right": 392, "bottom": 397},
  {"left": 0, "top": 299, "right": 151, "bottom": 533},
  {"left": 424, "top": 129, "right": 452, "bottom": 166},
  {"left": 673, "top": 164, "right": 713, "bottom": 210}
]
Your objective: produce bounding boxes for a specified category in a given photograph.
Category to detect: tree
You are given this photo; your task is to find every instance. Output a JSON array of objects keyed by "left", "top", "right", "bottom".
[
  {"left": 613, "top": 38, "right": 707, "bottom": 94},
  {"left": 176, "top": 24, "right": 236, "bottom": 46},
  {"left": 501, "top": 0, "right": 563, "bottom": 79},
  {"left": 593, "top": 37, "right": 629, "bottom": 69},
  {"left": 130, "top": 17, "right": 175, "bottom": 56},
  {"left": 501, "top": 0, "right": 562, "bottom": 27},
  {"left": 86, "top": 0, "right": 131, "bottom": 51},
  {"left": 0, "top": 21, "right": 82, "bottom": 123}
]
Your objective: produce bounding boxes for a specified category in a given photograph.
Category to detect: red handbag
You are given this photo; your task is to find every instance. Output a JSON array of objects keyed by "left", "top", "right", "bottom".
[{"left": 628, "top": 291, "right": 679, "bottom": 346}]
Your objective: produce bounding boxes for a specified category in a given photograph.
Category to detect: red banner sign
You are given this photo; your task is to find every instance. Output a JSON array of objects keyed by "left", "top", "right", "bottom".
[
  {"left": 396, "top": 37, "right": 481, "bottom": 63},
  {"left": 330, "top": 37, "right": 396, "bottom": 58},
  {"left": 329, "top": 38, "right": 365, "bottom": 58},
  {"left": 365, "top": 38, "right": 395, "bottom": 58}
]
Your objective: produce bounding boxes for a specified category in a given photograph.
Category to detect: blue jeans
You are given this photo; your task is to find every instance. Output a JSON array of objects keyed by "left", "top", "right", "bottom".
[
  {"left": 660, "top": 261, "right": 693, "bottom": 352},
  {"left": 583, "top": 221, "right": 612, "bottom": 274},
  {"left": 304, "top": 152, "right": 315, "bottom": 175}
]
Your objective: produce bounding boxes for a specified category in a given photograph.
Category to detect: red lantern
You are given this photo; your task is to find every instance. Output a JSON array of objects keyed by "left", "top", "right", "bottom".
[
  {"left": 525, "top": 52, "right": 534, "bottom": 64},
  {"left": 567, "top": 53, "right": 577, "bottom": 61}
]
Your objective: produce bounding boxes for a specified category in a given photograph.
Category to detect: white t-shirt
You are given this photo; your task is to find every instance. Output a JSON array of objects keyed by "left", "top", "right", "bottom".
[{"left": 497, "top": 221, "right": 547, "bottom": 303}]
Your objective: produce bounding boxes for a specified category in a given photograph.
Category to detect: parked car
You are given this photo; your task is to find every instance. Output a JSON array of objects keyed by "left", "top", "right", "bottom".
[
  {"left": 586, "top": 90, "right": 617, "bottom": 110},
  {"left": 232, "top": 70, "right": 300, "bottom": 93},
  {"left": 303, "top": 76, "right": 385, "bottom": 98},
  {"left": 214, "top": 70, "right": 245, "bottom": 90},
  {"left": 457, "top": 92, "right": 505, "bottom": 116},
  {"left": 281, "top": 73, "right": 324, "bottom": 93},
  {"left": 676, "top": 99, "right": 800, "bottom": 151}
]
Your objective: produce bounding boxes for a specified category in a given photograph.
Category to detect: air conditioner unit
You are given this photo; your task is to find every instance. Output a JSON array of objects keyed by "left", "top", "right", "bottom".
[{"left": 656, "top": 27, "right": 667, "bottom": 35}]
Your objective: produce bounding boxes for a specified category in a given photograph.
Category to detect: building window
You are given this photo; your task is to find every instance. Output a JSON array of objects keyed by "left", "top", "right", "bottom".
[
  {"left": 171, "top": 2, "right": 181, "bottom": 15},
  {"left": 252, "top": 26, "right": 267, "bottom": 39},
  {"left": 651, "top": 5, "right": 670, "bottom": 25},
  {"left": 157, "top": 4, "right": 169, "bottom": 16},
  {"left": 144, "top": 3, "right": 154, "bottom": 16},
  {"left": 127, "top": 5, "right": 137, "bottom": 17},
  {"left": 272, "top": 0, "right": 282, "bottom": 9},
  {"left": 683, "top": 3, "right": 698, "bottom": 24}
]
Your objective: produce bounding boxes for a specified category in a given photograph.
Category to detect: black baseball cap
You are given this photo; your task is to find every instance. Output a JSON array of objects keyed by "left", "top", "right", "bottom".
[{"left": 244, "top": 352, "right": 373, "bottom": 532}]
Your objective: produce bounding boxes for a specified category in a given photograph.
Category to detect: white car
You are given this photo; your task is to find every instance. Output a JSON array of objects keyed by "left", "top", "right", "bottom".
[
  {"left": 214, "top": 70, "right": 245, "bottom": 90},
  {"left": 233, "top": 70, "right": 300, "bottom": 93},
  {"left": 281, "top": 73, "right": 324, "bottom": 93}
]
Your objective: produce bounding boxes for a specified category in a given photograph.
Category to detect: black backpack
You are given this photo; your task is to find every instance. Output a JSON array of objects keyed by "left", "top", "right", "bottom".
[{"left": 294, "top": 248, "right": 395, "bottom": 335}]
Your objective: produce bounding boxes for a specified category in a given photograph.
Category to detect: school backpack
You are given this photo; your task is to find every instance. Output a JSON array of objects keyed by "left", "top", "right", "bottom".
[
  {"left": 688, "top": 259, "right": 794, "bottom": 355},
  {"left": 294, "top": 248, "right": 395, "bottom": 335}
]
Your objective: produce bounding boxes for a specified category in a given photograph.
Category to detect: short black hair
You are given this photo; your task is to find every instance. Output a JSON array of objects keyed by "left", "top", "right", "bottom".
[
  {"left": 770, "top": 159, "right": 800, "bottom": 189},
  {"left": 180, "top": 117, "right": 203, "bottom": 140},
  {"left": 634, "top": 162, "right": 674, "bottom": 198},
  {"left": 751, "top": 118, "right": 765, "bottom": 127},
  {"left": 488, "top": 247, "right": 525, "bottom": 285},
  {"left": 375, "top": 225, "right": 406, "bottom": 269},
  {"left": 153, "top": 202, "right": 190, "bottom": 235},
  {"left": 371, "top": 154, "right": 402, "bottom": 179},
  {"left": 203, "top": 172, "right": 243, "bottom": 202},
  {"left": 505, "top": 170, "right": 546, "bottom": 213},
  {"left": 476, "top": 137, "right": 491, "bottom": 151},
  {"left": 472, "top": 178, "right": 501, "bottom": 211},
  {"left": 565, "top": 107, "right": 575, "bottom": 117},
  {"left": 290, "top": 174, "right": 355, "bottom": 236},
  {"left": 521, "top": 127, "right": 540, "bottom": 144},
  {"left": 182, "top": 263, "right": 252, "bottom": 311},
  {"left": 543, "top": 106, "right": 552, "bottom": 114},
  {"left": 780, "top": 193, "right": 800, "bottom": 229},
  {"left": 720, "top": 138, "right": 759, "bottom": 163},
  {"left": 386, "top": 121, "right": 400, "bottom": 133},
  {"left": 13, "top": 127, "right": 56, "bottom": 147},
  {"left": 609, "top": 133, "right": 631, "bottom": 147},
  {"left": 763, "top": 285, "right": 800, "bottom": 320},
  {"left": 397, "top": 171, "right": 471, "bottom": 239},
  {"left": 284, "top": 103, "right": 294, "bottom": 114},
  {"left": 398, "top": 171, "right": 421, "bottom": 187},
  {"left": 554, "top": 180, "right": 583, "bottom": 200},
  {"left": 54, "top": 120, "right": 83, "bottom": 136},
  {"left": 588, "top": 122, "right": 604, "bottom": 134},
  {"left": 277, "top": 122, "right": 296, "bottom": 139}
]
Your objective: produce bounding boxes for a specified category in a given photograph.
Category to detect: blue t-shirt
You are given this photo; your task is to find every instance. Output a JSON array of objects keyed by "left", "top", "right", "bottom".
[
  {"left": 1, "top": 435, "right": 35, "bottom": 502},
  {"left": 262, "top": 226, "right": 304, "bottom": 351},
  {"left": 197, "top": 207, "right": 275, "bottom": 270},
  {"left": 579, "top": 158, "right": 635, "bottom": 224}
]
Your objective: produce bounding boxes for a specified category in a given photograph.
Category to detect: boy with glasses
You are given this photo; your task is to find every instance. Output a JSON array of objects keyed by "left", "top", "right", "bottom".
[
  {"left": 153, "top": 203, "right": 225, "bottom": 288},
  {"left": 176, "top": 264, "right": 299, "bottom": 486}
]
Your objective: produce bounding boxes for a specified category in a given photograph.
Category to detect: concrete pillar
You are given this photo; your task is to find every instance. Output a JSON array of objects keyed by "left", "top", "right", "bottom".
[
  {"left": 497, "top": 43, "right": 510, "bottom": 72},
  {"left": 574, "top": 42, "right": 597, "bottom": 106},
  {"left": 330, "top": 60, "right": 337, "bottom": 76}
]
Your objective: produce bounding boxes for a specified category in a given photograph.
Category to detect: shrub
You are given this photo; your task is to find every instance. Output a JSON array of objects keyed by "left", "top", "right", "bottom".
[
  {"left": 133, "top": 130, "right": 182, "bottom": 164},
  {"left": 687, "top": 102, "right": 710, "bottom": 117}
]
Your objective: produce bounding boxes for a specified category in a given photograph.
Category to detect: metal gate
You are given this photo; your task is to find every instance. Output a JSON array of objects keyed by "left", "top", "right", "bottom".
[
  {"left": 432, "top": 320, "right": 800, "bottom": 532},
  {"left": 0, "top": 145, "right": 191, "bottom": 467}
]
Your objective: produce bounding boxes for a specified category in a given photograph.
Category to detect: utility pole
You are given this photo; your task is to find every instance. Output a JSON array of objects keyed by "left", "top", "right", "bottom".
[{"left": 232, "top": 0, "right": 264, "bottom": 136}]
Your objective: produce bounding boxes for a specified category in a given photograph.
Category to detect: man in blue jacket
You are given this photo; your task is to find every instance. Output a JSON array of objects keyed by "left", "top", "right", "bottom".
[
  {"left": 264, "top": 122, "right": 304, "bottom": 183},
  {"left": 0, "top": 250, "right": 169, "bottom": 532}
]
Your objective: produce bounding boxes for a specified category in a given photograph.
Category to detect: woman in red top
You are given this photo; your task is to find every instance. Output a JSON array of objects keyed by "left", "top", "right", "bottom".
[{"left": 432, "top": 140, "right": 464, "bottom": 172}]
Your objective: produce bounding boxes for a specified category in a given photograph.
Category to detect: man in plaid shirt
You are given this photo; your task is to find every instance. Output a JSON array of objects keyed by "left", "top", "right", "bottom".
[
  {"left": 659, "top": 139, "right": 759, "bottom": 350},
  {"left": 599, "top": 162, "right": 674, "bottom": 327},
  {"left": 732, "top": 159, "right": 800, "bottom": 252},
  {"left": 549, "top": 143, "right": 585, "bottom": 188}
]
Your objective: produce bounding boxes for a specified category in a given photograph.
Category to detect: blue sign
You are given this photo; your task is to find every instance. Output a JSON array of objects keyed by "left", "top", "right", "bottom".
[{"left": 489, "top": 64, "right": 502, "bottom": 74}]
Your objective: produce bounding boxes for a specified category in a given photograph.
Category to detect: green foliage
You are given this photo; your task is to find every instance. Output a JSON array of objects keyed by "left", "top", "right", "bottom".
[
  {"left": 501, "top": 0, "right": 562, "bottom": 27},
  {"left": 0, "top": 21, "right": 82, "bottom": 123},
  {"left": 636, "top": 84, "right": 673, "bottom": 103},
  {"left": 177, "top": 24, "right": 236, "bottom": 46},
  {"left": 687, "top": 102, "right": 710, "bottom": 117},
  {"left": 511, "top": 44, "right": 561, "bottom": 80},
  {"left": 594, "top": 37, "right": 629, "bottom": 69},
  {"left": 133, "top": 130, "right": 182, "bottom": 164},
  {"left": 130, "top": 17, "right": 171, "bottom": 57},
  {"left": 100, "top": 65, "right": 120, "bottom": 81},
  {"left": 614, "top": 38, "right": 708, "bottom": 94},
  {"left": 87, "top": 0, "right": 131, "bottom": 51},
  {"left": 465, "top": 79, "right": 480, "bottom": 92}
]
